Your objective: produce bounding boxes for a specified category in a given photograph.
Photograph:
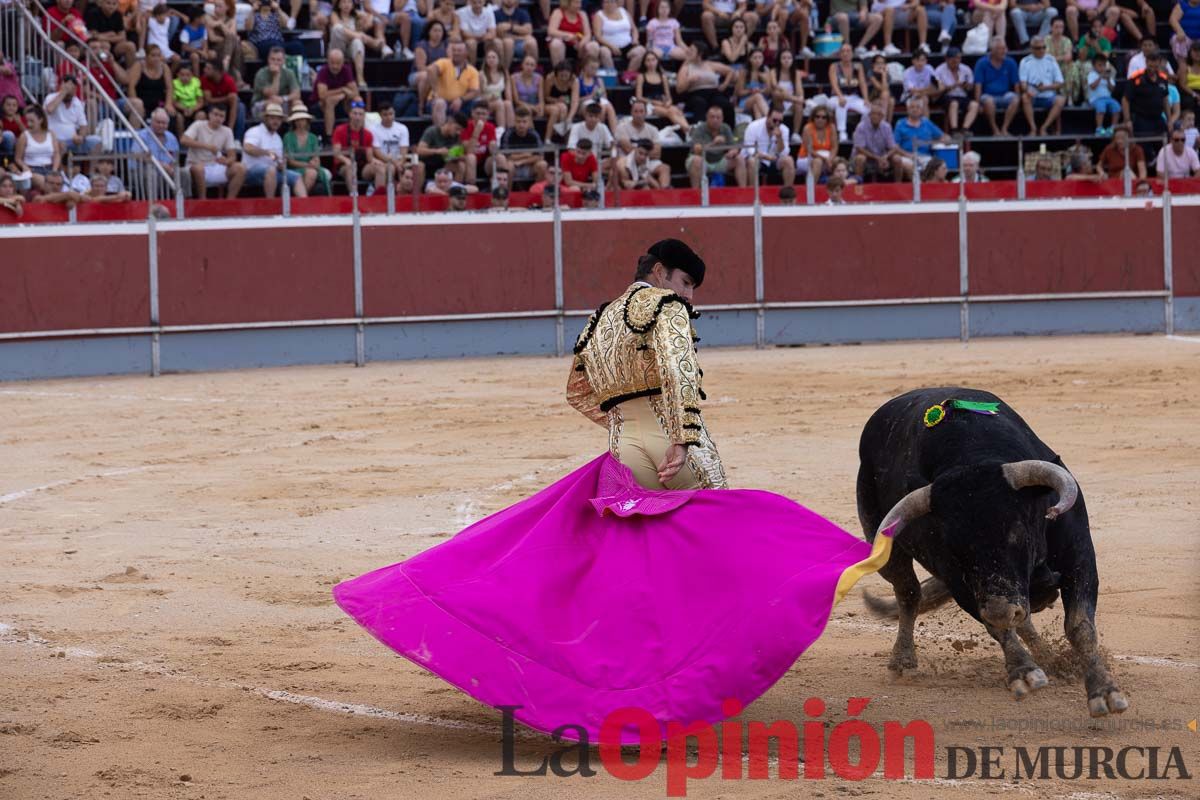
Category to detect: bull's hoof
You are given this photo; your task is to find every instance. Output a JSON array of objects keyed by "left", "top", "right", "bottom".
[
  {"left": 888, "top": 649, "right": 918, "bottom": 673},
  {"left": 1008, "top": 668, "right": 1048, "bottom": 701},
  {"left": 1088, "top": 689, "right": 1130, "bottom": 717}
]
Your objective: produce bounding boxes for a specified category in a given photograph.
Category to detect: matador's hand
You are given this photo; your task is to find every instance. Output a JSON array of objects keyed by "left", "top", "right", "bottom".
[{"left": 657, "top": 443, "right": 688, "bottom": 485}]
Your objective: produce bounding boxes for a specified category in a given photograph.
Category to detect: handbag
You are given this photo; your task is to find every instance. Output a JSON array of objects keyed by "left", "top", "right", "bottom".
[{"left": 962, "top": 23, "right": 990, "bottom": 56}]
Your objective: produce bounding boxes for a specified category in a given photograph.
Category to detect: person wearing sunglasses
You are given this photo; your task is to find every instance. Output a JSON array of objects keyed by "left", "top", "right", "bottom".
[
  {"left": 1155, "top": 123, "right": 1200, "bottom": 178},
  {"left": 797, "top": 107, "right": 837, "bottom": 182},
  {"left": 1018, "top": 36, "right": 1067, "bottom": 136}
]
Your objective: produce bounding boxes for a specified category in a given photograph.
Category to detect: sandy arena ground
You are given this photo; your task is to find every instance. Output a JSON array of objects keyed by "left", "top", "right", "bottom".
[{"left": 1, "top": 334, "right": 1198, "bottom": 800}]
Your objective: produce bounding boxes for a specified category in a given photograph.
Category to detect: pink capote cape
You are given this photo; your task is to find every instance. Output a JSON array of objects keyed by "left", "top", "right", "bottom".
[{"left": 333, "top": 453, "right": 894, "bottom": 742}]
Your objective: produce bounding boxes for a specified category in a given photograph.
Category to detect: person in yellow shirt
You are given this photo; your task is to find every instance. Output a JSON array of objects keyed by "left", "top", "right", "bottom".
[
  {"left": 426, "top": 41, "right": 481, "bottom": 125},
  {"left": 171, "top": 62, "right": 204, "bottom": 135}
]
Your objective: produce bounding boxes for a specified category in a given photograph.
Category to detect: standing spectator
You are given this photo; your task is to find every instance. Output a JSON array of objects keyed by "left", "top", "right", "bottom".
[
  {"left": 479, "top": 50, "right": 514, "bottom": 130},
  {"left": 181, "top": 104, "right": 246, "bottom": 197},
  {"left": 736, "top": 49, "right": 773, "bottom": 120},
  {"left": 494, "top": 0, "right": 537, "bottom": 70},
  {"left": 568, "top": 102, "right": 615, "bottom": 155},
  {"left": 773, "top": 50, "right": 805, "bottom": 136},
  {"left": 243, "top": 0, "right": 306, "bottom": 61},
  {"left": 827, "top": 44, "right": 870, "bottom": 139},
  {"left": 314, "top": 49, "right": 362, "bottom": 137},
  {"left": 200, "top": 60, "right": 244, "bottom": 139},
  {"left": 510, "top": 53, "right": 544, "bottom": 120},
  {"left": 457, "top": 0, "right": 497, "bottom": 64},
  {"left": 700, "top": 0, "right": 759, "bottom": 51},
  {"left": 333, "top": 100, "right": 387, "bottom": 193},
  {"left": 45, "top": 76, "right": 100, "bottom": 159},
  {"left": 416, "top": 112, "right": 469, "bottom": 184},
  {"left": 797, "top": 105, "right": 837, "bottom": 182},
  {"left": 618, "top": 138, "right": 671, "bottom": 188},
  {"left": 742, "top": 104, "right": 795, "bottom": 185},
  {"left": 462, "top": 103, "right": 497, "bottom": 185},
  {"left": 243, "top": 103, "right": 307, "bottom": 197},
  {"left": 974, "top": 37, "right": 1021, "bottom": 136},
  {"left": 1122, "top": 51, "right": 1170, "bottom": 137},
  {"left": 411, "top": 21, "right": 449, "bottom": 110},
  {"left": 972, "top": 0, "right": 1008, "bottom": 40},
  {"left": 284, "top": 108, "right": 333, "bottom": 195},
  {"left": 852, "top": 101, "right": 903, "bottom": 180},
  {"left": 893, "top": 96, "right": 949, "bottom": 177},
  {"left": 645, "top": 0, "right": 688, "bottom": 62},
  {"left": 1087, "top": 53, "right": 1120, "bottom": 135},
  {"left": 594, "top": 0, "right": 644, "bottom": 75},
  {"left": 635, "top": 51, "right": 690, "bottom": 134},
  {"left": 136, "top": 107, "right": 180, "bottom": 197},
  {"left": 127, "top": 46, "right": 175, "bottom": 126},
  {"left": 1019, "top": 37, "right": 1067, "bottom": 136},
  {"left": 935, "top": 47, "right": 979, "bottom": 134},
  {"left": 1010, "top": 0, "right": 1058, "bottom": 46},
  {"left": 560, "top": 137, "right": 599, "bottom": 190},
  {"left": 1097, "top": 125, "right": 1147, "bottom": 178},
  {"left": 172, "top": 63, "right": 205, "bottom": 137},
  {"left": 676, "top": 43, "right": 736, "bottom": 128},
  {"left": 687, "top": 104, "right": 746, "bottom": 186},
  {"left": 1156, "top": 125, "right": 1200, "bottom": 177},
  {"left": 497, "top": 106, "right": 548, "bottom": 186},
  {"left": 86, "top": 0, "right": 138, "bottom": 67},
  {"left": 427, "top": 41, "right": 481, "bottom": 127},
  {"left": 547, "top": 0, "right": 601, "bottom": 66},
  {"left": 872, "top": 0, "right": 930, "bottom": 57},
  {"left": 14, "top": 106, "right": 60, "bottom": 193},
  {"left": 957, "top": 149, "right": 989, "bottom": 181},
  {"left": 542, "top": 60, "right": 579, "bottom": 141},
  {"left": 902, "top": 49, "right": 937, "bottom": 102},
  {"left": 252, "top": 46, "right": 302, "bottom": 121}
]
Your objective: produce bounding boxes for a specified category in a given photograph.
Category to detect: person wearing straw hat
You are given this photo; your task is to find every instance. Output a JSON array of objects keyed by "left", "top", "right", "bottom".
[
  {"left": 283, "top": 107, "right": 332, "bottom": 196},
  {"left": 243, "top": 102, "right": 307, "bottom": 198}
]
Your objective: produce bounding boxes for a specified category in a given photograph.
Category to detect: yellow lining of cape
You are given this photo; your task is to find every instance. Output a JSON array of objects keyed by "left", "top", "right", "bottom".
[{"left": 831, "top": 532, "right": 895, "bottom": 608}]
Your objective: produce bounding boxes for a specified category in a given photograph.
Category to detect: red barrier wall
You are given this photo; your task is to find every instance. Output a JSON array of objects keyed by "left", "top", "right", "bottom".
[
  {"left": 561, "top": 216, "right": 755, "bottom": 309},
  {"left": 762, "top": 212, "right": 959, "bottom": 302},
  {"left": 1172, "top": 205, "right": 1200, "bottom": 297},
  {"left": 157, "top": 227, "right": 356, "bottom": 325},
  {"left": 361, "top": 220, "right": 556, "bottom": 316},
  {"left": 0, "top": 234, "right": 149, "bottom": 333}
]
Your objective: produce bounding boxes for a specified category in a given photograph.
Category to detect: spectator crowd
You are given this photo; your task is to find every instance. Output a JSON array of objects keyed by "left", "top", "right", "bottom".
[{"left": 2, "top": 0, "right": 1200, "bottom": 213}]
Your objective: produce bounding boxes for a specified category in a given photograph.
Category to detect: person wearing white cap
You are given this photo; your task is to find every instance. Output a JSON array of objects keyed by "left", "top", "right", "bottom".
[{"left": 242, "top": 102, "right": 307, "bottom": 197}]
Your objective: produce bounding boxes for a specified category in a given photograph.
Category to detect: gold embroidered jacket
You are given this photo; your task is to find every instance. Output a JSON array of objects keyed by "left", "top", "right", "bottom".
[{"left": 566, "top": 284, "right": 707, "bottom": 446}]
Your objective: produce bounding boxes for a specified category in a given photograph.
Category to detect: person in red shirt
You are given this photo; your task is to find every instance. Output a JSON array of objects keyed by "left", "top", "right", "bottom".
[
  {"left": 200, "top": 60, "right": 244, "bottom": 137},
  {"left": 559, "top": 138, "right": 598, "bottom": 190},
  {"left": 332, "top": 101, "right": 388, "bottom": 194},
  {"left": 529, "top": 164, "right": 582, "bottom": 205},
  {"left": 87, "top": 38, "right": 130, "bottom": 102},
  {"left": 461, "top": 104, "right": 496, "bottom": 187},
  {"left": 46, "top": 0, "right": 87, "bottom": 46}
]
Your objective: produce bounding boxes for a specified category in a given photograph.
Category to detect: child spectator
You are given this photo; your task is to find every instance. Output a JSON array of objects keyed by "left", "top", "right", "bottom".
[
  {"left": 1086, "top": 54, "right": 1119, "bottom": 135},
  {"left": 172, "top": 63, "right": 205, "bottom": 137}
]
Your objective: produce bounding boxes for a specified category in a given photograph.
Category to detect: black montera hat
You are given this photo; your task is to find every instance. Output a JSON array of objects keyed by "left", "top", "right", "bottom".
[{"left": 647, "top": 239, "right": 706, "bottom": 287}]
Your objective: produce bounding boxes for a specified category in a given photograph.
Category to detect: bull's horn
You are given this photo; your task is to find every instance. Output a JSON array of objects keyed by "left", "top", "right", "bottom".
[
  {"left": 1002, "top": 460, "right": 1079, "bottom": 521},
  {"left": 877, "top": 485, "right": 932, "bottom": 538}
]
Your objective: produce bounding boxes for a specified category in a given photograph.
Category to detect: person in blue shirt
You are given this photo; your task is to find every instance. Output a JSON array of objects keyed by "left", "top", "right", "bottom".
[
  {"left": 1018, "top": 36, "right": 1066, "bottom": 136},
  {"left": 973, "top": 37, "right": 1021, "bottom": 136},
  {"left": 136, "top": 107, "right": 180, "bottom": 197},
  {"left": 893, "top": 96, "right": 949, "bottom": 179}
]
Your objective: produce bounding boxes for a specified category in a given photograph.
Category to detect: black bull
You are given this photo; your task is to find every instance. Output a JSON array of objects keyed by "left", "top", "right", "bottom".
[{"left": 857, "top": 387, "right": 1129, "bottom": 717}]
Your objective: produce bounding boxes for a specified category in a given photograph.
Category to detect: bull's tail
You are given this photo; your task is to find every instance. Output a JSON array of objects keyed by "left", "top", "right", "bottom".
[{"left": 862, "top": 577, "right": 953, "bottom": 618}]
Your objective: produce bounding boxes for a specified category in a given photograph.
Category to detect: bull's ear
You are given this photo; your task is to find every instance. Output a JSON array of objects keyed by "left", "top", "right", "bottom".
[
  {"left": 1002, "top": 461, "right": 1079, "bottom": 521},
  {"left": 877, "top": 485, "right": 932, "bottom": 539}
]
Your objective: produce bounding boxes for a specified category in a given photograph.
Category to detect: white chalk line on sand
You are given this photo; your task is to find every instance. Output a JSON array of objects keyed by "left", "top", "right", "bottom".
[
  {"left": 1166, "top": 335, "right": 1200, "bottom": 344},
  {"left": 0, "top": 389, "right": 231, "bottom": 403},
  {"left": 0, "top": 467, "right": 155, "bottom": 506}
]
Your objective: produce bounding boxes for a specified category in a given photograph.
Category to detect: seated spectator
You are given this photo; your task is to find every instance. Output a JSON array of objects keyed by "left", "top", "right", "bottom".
[
  {"left": 80, "top": 172, "right": 133, "bottom": 202},
  {"left": 70, "top": 156, "right": 125, "bottom": 194},
  {"left": 595, "top": 0, "right": 643, "bottom": 74},
  {"left": 615, "top": 99, "right": 661, "bottom": 160},
  {"left": 136, "top": 107, "right": 181, "bottom": 197},
  {"left": 635, "top": 51, "right": 690, "bottom": 135},
  {"left": 252, "top": 46, "right": 302, "bottom": 122},
  {"left": 1, "top": 93, "right": 25, "bottom": 164},
  {"left": 127, "top": 46, "right": 175, "bottom": 128},
  {"left": 1065, "top": 148, "right": 1102, "bottom": 181},
  {"left": 46, "top": 0, "right": 85, "bottom": 48},
  {"left": 866, "top": 53, "right": 895, "bottom": 121},
  {"left": 369, "top": 104, "right": 418, "bottom": 184},
  {"left": 973, "top": 37, "right": 1021, "bottom": 136},
  {"left": 543, "top": 60, "right": 579, "bottom": 142},
  {"left": 919, "top": 155, "right": 948, "bottom": 182},
  {"left": 426, "top": 0, "right": 462, "bottom": 43},
  {"left": 411, "top": 22, "right": 449, "bottom": 111},
  {"left": 701, "top": 0, "right": 759, "bottom": 52},
  {"left": 1113, "top": 0, "right": 1155, "bottom": 46},
  {"left": 852, "top": 101, "right": 903, "bottom": 180},
  {"left": 490, "top": 185, "right": 509, "bottom": 209},
  {"left": 396, "top": 162, "right": 420, "bottom": 195},
  {"left": 736, "top": 49, "right": 773, "bottom": 120},
  {"left": 32, "top": 171, "right": 83, "bottom": 206},
  {"left": 179, "top": 9, "right": 214, "bottom": 76},
  {"left": 45, "top": 76, "right": 100, "bottom": 159},
  {"left": 1044, "top": 18, "right": 1083, "bottom": 105},
  {"left": 741, "top": 104, "right": 796, "bottom": 186},
  {"left": 200, "top": 60, "right": 245, "bottom": 139},
  {"left": 676, "top": 43, "right": 736, "bottom": 128},
  {"left": 1067, "top": 0, "right": 1119, "bottom": 42},
  {"left": 825, "top": 174, "right": 846, "bottom": 204},
  {"left": 457, "top": 0, "right": 497, "bottom": 64},
  {"left": 1156, "top": 125, "right": 1200, "bottom": 177},
  {"left": 797, "top": 106, "right": 837, "bottom": 182},
  {"left": 560, "top": 138, "right": 599, "bottom": 191},
  {"left": 417, "top": 112, "right": 470, "bottom": 185},
  {"left": 1086, "top": 53, "right": 1120, "bottom": 135},
  {"left": 756, "top": 19, "right": 787, "bottom": 69},
  {"left": 827, "top": 44, "right": 870, "bottom": 140},
  {"left": 826, "top": 155, "right": 859, "bottom": 184},
  {"left": 871, "top": 0, "right": 930, "bottom": 57},
  {"left": 284, "top": 108, "right": 333, "bottom": 195},
  {"left": 205, "top": 1, "right": 244, "bottom": 77},
  {"left": 425, "top": 166, "right": 478, "bottom": 194},
  {"left": 830, "top": 0, "right": 884, "bottom": 59},
  {"left": 329, "top": 0, "right": 389, "bottom": 89},
  {"left": 923, "top": 0, "right": 957, "bottom": 50},
  {"left": 1127, "top": 37, "right": 1174, "bottom": 80},
  {"left": 719, "top": 17, "right": 752, "bottom": 67},
  {"left": 428, "top": 42, "right": 481, "bottom": 127},
  {"left": 1010, "top": 0, "right": 1058, "bottom": 46},
  {"left": 14, "top": 106, "right": 60, "bottom": 193},
  {"left": 778, "top": 183, "right": 796, "bottom": 204},
  {"left": 645, "top": 1, "right": 689, "bottom": 62},
  {"left": 576, "top": 56, "right": 620, "bottom": 131},
  {"left": 773, "top": 50, "right": 805, "bottom": 136},
  {"left": 972, "top": 0, "right": 1007, "bottom": 42},
  {"left": 0, "top": 174, "right": 23, "bottom": 217},
  {"left": 902, "top": 50, "right": 937, "bottom": 103},
  {"left": 618, "top": 138, "right": 670, "bottom": 188},
  {"left": 462, "top": 104, "right": 496, "bottom": 186},
  {"left": 568, "top": 102, "right": 615, "bottom": 158},
  {"left": 1122, "top": 51, "right": 1171, "bottom": 137},
  {"left": 141, "top": 4, "right": 187, "bottom": 69},
  {"left": 333, "top": 101, "right": 387, "bottom": 193},
  {"left": 180, "top": 104, "right": 246, "bottom": 198},
  {"left": 447, "top": 183, "right": 469, "bottom": 210},
  {"left": 769, "top": 1, "right": 815, "bottom": 58},
  {"left": 497, "top": 106, "right": 548, "bottom": 187},
  {"left": 687, "top": 104, "right": 746, "bottom": 187},
  {"left": 957, "top": 150, "right": 989, "bottom": 182},
  {"left": 893, "top": 97, "right": 949, "bottom": 177},
  {"left": 1029, "top": 152, "right": 1057, "bottom": 179},
  {"left": 1097, "top": 126, "right": 1147, "bottom": 178},
  {"left": 1178, "top": 43, "right": 1200, "bottom": 114},
  {"left": 581, "top": 187, "right": 601, "bottom": 207},
  {"left": 935, "top": 47, "right": 979, "bottom": 134},
  {"left": 480, "top": 49, "right": 514, "bottom": 130},
  {"left": 314, "top": 49, "right": 362, "bottom": 138},
  {"left": 88, "top": 37, "right": 131, "bottom": 110},
  {"left": 1020, "top": 36, "right": 1067, "bottom": 136},
  {"left": 495, "top": 0, "right": 537, "bottom": 70},
  {"left": 86, "top": 0, "right": 138, "bottom": 68},
  {"left": 548, "top": 0, "right": 602, "bottom": 66},
  {"left": 171, "top": 61, "right": 205, "bottom": 132},
  {"left": 1182, "top": 109, "right": 1198, "bottom": 149},
  {"left": 244, "top": 103, "right": 307, "bottom": 197},
  {"left": 243, "top": 0, "right": 306, "bottom": 62}
]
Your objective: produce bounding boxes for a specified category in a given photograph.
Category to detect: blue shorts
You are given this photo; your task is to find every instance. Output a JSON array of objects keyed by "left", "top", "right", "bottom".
[
  {"left": 245, "top": 163, "right": 302, "bottom": 188},
  {"left": 1031, "top": 91, "right": 1060, "bottom": 109},
  {"left": 984, "top": 91, "right": 1017, "bottom": 109},
  {"left": 1090, "top": 96, "right": 1121, "bottom": 114}
]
